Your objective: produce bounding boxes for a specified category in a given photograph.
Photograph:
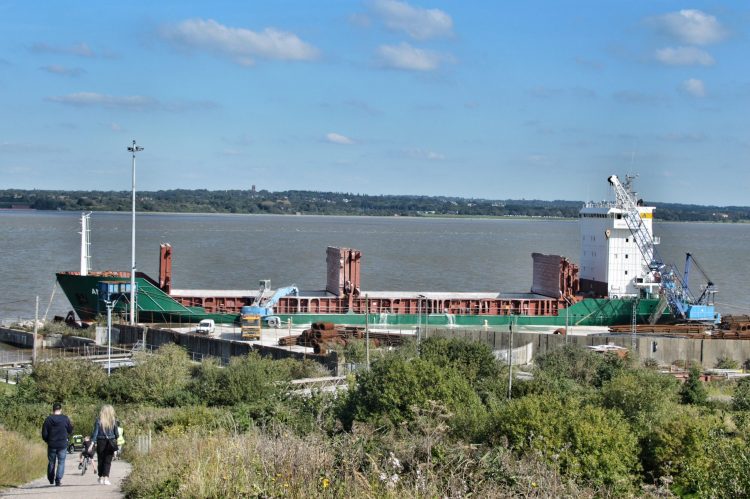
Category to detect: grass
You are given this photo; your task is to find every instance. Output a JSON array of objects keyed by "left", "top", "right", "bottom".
[
  {"left": 0, "top": 428, "right": 47, "bottom": 488},
  {"left": 123, "top": 426, "right": 597, "bottom": 498}
]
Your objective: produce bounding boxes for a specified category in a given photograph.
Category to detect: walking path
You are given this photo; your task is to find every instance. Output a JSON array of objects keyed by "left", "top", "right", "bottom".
[{"left": 0, "top": 453, "right": 131, "bottom": 498}]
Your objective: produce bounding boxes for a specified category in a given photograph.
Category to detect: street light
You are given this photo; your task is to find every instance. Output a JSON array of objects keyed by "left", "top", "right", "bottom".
[
  {"left": 417, "top": 294, "right": 426, "bottom": 346},
  {"left": 100, "top": 282, "right": 132, "bottom": 376},
  {"left": 127, "top": 140, "right": 144, "bottom": 325}
]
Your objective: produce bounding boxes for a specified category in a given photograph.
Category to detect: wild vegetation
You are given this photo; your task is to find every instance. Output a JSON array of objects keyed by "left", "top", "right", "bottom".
[
  {"left": 0, "top": 428, "right": 48, "bottom": 488},
  {"left": 2, "top": 188, "right": 748, "bottom": 221},
  {"left": 1, "top": 340, "right": 750, "bottom": 497}
]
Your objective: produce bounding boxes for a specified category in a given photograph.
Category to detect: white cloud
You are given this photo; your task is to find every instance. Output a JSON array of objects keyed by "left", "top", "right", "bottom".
[
  {"left": 159, "top": 18, "right": 319, "bottom": 66},
  {"left": 46, "top": 92, "right": 218, "bottom": 112},
  {"left": 649, "top": 9, "right": 727, "bottom": 45},
  {"left": 30, "top": 42, "right": 94, "bottom": 57},
  {"left": 47, "top": 92, "right": 158, "bottom": 110},
  {"left": 378, "top": 42, "right": 444, "bottom": 71},
  {"left": 654, "top": 46, "right": 714, "bottom": 66},
  {"left": 658, "top": 132, "right": 707, "bottom": 142},
  {"left": 682, "top": 78, "right": 706, "bottom": 97},
  {"left": 326, "top": 132, "right": 354, "bottom": 145},
  {"left": 406, "top": 148, "right": 444, "bottom": 160},
  {"left": 40, "top": 65, "right": 85, "bottom": 77},
  {"left": 370, "top": 0, "right": 453, "bottom": 40}
]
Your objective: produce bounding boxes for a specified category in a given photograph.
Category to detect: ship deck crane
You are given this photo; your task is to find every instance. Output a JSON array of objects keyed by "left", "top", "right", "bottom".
[
  {"left": 607, "top": 175, "right": 718, "bottom": 324},
  {"left": 241, "top": 283, "right": 299, "bottom": 330}
]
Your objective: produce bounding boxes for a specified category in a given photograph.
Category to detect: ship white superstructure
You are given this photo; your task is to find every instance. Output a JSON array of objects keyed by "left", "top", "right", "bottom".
[{"left": 579, "top": 179, "right": 658, "bottom": 297}]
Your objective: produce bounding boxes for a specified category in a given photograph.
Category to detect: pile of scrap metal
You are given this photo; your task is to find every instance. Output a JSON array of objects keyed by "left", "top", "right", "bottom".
[
  {"left": 608, "top": 324, "right": 711, "bottom": 336},
  {"left": 714, "top": 315, "right": 750, "bottom": 339},
  {"left": 278, "top": 321, "right": 406, "bottom": 354}
]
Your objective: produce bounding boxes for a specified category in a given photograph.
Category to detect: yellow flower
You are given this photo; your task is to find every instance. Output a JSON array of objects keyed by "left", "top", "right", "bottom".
[{"left": 321, "top": 478, "right": 331, "bottom": 489}]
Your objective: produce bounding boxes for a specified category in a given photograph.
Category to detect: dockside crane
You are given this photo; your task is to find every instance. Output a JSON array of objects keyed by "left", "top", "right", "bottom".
[{"left": 607, "top": 175, "right": 718, "bottom": 324}]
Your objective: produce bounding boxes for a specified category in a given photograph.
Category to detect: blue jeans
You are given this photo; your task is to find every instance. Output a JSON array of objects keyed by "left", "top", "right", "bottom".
[{"left": 47, "top": 447, "right": 67, "bottom": 483}]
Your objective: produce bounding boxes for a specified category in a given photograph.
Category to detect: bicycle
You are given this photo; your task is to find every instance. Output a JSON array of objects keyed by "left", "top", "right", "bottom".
[{"left": 79, "top": 453, "right": 96, "bottom": 475}]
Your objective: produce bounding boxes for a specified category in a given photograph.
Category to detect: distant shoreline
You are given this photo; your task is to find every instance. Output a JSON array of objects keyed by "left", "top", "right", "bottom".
[{"left": 2, "top": 208, "right": 748, "bottom": 224}]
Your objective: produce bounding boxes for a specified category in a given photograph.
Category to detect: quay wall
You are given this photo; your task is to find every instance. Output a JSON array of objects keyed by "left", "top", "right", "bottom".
[
  {"left": 0, "top": 327, "right": 94, "bottom": 349},
  {"left": 115, "top": 325, "right": 339, "bottom": 372},
  {"left": 426, "top": 328, "right": 750, "bottom": 368}
]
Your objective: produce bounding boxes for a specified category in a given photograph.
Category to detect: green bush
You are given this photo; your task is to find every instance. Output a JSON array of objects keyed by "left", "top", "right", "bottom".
[
  {"left": 600, "top": 369, "right": 679, "bottom": 432},
  {"left": 193, "top": 353, "right": 289, "bottom": 408},
  {"left": 680, "top": 366, "right": 708, "bottom": 405},
  {"left": 106, "top": 344, "right": 192, "bottom": 405},
  {"left": 419, "top": 337, "right": 502, "bottom": 385},
  {"left": 672, "top": 429, "right": 750, "bottom": 498},
  {"left": 342, "top": 354, "right": 487, "bottom": 437},
  {"left": 640, "top": 405, "right": 724, "bottom": 491},
  {"left": 733, "top": 377, "right": 750, "bottom": 411},
  {"left": 15, "top": 358, "right": 106, "bottom": 404},
  {"left": 715, "top": 356, "right": 740, "bottom": 370},
  {"left": 534, "top": 344, "right": 628, "bottom": 388},
  {"left": 489, "top": 394, "right": 639, "bottom": 494}
]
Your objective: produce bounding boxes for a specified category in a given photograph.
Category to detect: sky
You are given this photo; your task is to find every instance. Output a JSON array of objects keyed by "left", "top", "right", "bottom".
[{"left": 0, "top": 1, "right": 748, "bottom": 206}]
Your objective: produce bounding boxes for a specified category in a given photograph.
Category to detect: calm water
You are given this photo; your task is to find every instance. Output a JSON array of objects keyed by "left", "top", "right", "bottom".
[{"left": 1, "top": 211, "right": 748, "bottom": 320}]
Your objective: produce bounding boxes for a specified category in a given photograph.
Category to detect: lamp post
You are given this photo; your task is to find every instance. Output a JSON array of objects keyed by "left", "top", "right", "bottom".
[
  {"left": 507, "top": 315, "right": 514, "bottom": 400},
  {"left": 127, "top": 140, "right": 144, "bottom": 325},
  {"left": 417, "top": 294, "right": 426, "bottom": 347},
  {"left": 104, "top": 294, "right": 124, "bottom": 376},
  {"left": 105, "top": 298, "right": 113, "bottom": 376}
]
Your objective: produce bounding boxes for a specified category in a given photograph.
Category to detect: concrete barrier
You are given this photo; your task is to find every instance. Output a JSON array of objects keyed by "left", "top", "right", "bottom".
[
  {"left": 115, "top": 324, "right": 339, "bottom": 372},
  {"left": 427, "top": 328, "right": 750, "bottom": 368}
]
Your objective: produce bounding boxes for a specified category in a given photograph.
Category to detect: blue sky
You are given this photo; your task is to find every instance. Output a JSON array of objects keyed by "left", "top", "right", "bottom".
[{"left": 0, "top": 1, "right": 748, "bottom": 205}]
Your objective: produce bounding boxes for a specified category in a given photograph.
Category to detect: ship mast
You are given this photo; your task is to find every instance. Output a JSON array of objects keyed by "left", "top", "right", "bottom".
[{"left": 79, "top": 212, "right": 91, "bottom": 276}]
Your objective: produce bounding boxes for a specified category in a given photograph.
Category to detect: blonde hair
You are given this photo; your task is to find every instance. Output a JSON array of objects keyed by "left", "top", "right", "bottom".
[{"left": 99, "top": 405, "right": 116, "bottom": 432}]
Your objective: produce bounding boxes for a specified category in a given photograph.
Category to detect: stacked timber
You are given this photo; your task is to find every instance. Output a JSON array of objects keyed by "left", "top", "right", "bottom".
[{"left": 277, "top": 321, "right": 407, "bottom": 353}]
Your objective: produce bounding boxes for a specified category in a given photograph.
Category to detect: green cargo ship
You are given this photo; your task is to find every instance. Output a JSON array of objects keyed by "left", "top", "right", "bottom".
[{"left": 58, "top": 175, "right": 720, "bottom": 329}]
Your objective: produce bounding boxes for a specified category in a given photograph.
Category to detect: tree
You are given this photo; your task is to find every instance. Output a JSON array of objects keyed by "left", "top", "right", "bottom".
[{"left": 680, "top": 366, "right": 708, "bottom": 406}]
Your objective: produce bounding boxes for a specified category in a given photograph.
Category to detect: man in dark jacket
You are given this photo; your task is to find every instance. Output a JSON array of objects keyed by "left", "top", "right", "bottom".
[{"left": 41, "top": 402, "right": 73, "bottom": 486}]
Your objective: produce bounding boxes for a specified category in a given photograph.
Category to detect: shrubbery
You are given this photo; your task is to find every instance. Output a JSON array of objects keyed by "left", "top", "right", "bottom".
[{"left": 4, "top": 338, "right": 750, "bottom": 496}]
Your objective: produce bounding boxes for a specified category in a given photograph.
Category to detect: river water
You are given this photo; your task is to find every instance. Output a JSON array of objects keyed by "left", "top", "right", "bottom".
[{"left": 0, "top": 211, "right": 748, "bottom": 321}]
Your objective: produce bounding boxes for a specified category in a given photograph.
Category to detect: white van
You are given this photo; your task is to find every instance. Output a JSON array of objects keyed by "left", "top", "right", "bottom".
[{"left": 196, "top": 319, "right": 215, "bottom": 335}]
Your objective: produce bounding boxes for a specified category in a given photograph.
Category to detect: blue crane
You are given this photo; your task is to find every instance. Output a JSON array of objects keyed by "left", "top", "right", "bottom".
[{"left": 241, "top": 285, "right": 299, "bottom": 328}]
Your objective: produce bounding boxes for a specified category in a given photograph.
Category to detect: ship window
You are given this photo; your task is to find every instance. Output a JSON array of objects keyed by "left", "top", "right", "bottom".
[
  {"left": 625, "top": 238, "right": 629, "bottom": 242},
  {"left": 625, "top": 254, "right": 629, "bottom": 259},
  {"left": 625, "top": 270, "right": 628, "bottom": 275}
]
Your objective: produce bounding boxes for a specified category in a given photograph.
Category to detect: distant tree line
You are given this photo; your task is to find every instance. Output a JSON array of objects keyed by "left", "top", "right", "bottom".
[{"left": 1, "top": 188, "right": 748, "bottom": 222}]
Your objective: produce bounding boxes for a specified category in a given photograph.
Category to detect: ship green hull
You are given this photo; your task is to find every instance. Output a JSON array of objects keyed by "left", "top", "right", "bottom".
[{"left": 56, "top": 272, "right": 669, "bottom": 328}]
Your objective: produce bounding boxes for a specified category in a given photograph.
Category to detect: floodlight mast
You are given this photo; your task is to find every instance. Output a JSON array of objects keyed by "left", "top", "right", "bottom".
[{"left": 127, "top": 140, "right": 144, "bottom": 325}]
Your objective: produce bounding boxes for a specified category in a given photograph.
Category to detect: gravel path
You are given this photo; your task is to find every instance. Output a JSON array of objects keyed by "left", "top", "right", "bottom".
[{"left": 0, "top": 452, "right": 131, "bottom": 498}]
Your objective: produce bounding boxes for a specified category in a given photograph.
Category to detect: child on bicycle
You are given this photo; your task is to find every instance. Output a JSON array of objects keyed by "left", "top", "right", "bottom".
[{"left": 78, "top": 435, "right": 97, "bottom": 472}]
